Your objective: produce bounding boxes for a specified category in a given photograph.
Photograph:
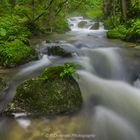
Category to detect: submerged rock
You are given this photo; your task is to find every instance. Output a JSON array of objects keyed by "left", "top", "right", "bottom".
[
  {"left": 78, "top": 21, "right": 87, "bottom": 28},
  {"left": 90, "top": 22, "right": 99, "bottom": 30},
  {"left": 46, "top": 40, "right": 60, "bottom": 43},
  {"left": 47, "top": 46, "right": 72, "bottom": 57},
  {"left": 5, "top": 65, "right": 82, "bottom": 115}
]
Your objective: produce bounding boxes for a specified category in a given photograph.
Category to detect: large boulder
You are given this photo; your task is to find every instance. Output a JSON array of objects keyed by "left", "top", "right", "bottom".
[
  {"left": 78, "top": 21, "right": 87, "bottom": 28},
  {"left": 6, "top": 65, "right": 82, "bottom": 115},
  {"left": 90, "top": 22, "right": 100, "bottom": 30},
  {"left": 47, "top": 46, "right": 72, "bottom": 57}
]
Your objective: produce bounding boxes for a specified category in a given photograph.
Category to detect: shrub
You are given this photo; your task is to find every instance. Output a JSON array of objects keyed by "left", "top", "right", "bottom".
[
  {"left": 107, "top": 18, "right": 140, "bottom": 42},
  {"left": 107, "top": 25, "right": 127, "bottom": 39},
  {"left": 60, "top": 62, "right": 80, "bottom": 78},
  {"left": 0, "top": 39, "right": 34, "bottom": 67},
  {"left": 0, "top": 16, "right": 30, "bottom": 43},
  {"left": 125, "top": 19, "right": 140, "bottom": 42},
  {"left": 52, "top": 15, "right": 70, "bottom": 33},
  {"left": 104, "top": 16, "right": 121, "bottom": 29}
]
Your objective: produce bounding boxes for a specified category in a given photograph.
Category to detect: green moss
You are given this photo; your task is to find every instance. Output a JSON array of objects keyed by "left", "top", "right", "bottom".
[
  {"left": 90, "top": 22, "right": 99, "bottom": 30},
  {"left": 0, "top": 39, "right": 36, "bottom": 67},
  {"left": 6, "top": 65, "right": 82, "bottom": 115},
  {"left": 78, "top": 21, "right": 87, "bottom": 28},
  {"left": 47, "top": 46, "right": 72, "bottom": 57},
  {"left": 41, "top": 66, "right": 63, "bottom": 80}
]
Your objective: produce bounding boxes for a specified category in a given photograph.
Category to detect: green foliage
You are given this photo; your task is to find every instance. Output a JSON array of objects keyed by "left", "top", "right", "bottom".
[
  {"left": 41, "top": 62, "right": 80, "bottom": 81},
  {"left": 85, "top": 9, "right": 103, "bottom": 20},
  {"left": 60, "top": 62, "right": 80, "bottom": 79},
  {"left": 107, "top": 30, "right": 124, "bottom": 39},
  {"left": 52, "top": 15, "right": 70, "bottom": 33},
  {"left": 84, "top": 0, "right": 103, "bottom": 20},
  {"left": 104, "top": 16, "right": 121, "bottom": 29},
  {"left": 0, "top": 15, "right": 36, "bottom": 67},
  {"left": 68, "top": 0, "right": 103, "bottom": 20},
  {"left": 107, "top": 18, "right": 140, "bottom": 42},
  {"left": 107, "top": 25, "right": 127, "bottom": 39},
  {"left": 0, "top": 39, "right": 34, "bottom": 67},
  {"left": 0, "top": 16, "right": 30, "bottom": 43},
  {"left": 125, "top": 19, "right": 140, "bottom": 42}
]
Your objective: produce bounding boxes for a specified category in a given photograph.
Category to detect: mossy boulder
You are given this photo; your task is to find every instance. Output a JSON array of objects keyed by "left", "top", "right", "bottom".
[
  {"left": 0, "top": 40, "right": 37, "bottom": 68},
  {"left": 6, "top": 65, "right": 82, "bottom": 115},
  {"left": 47, "top": 46, "right": 72, "bottom": 57},
  {"left": 90, "top": 22, "right": 100, "bottom": 30},
  {"left": 46, "top": 40, "right": 53, "bottom": 43},
  {"left": 78, "top": 21, "right": 87, "bottom": 28}
]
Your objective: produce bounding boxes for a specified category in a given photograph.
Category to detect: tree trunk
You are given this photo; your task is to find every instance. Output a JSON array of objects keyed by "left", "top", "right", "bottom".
[{"left": 121, "top": 0, "right": 132, "bottom": 21}]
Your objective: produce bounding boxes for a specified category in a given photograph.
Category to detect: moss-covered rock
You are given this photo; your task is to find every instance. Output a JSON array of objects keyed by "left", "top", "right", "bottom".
[
  {"left": 6, "top": 65, "right": 82, "bottom": 115},
  {"left": 46, "top": 40, "right": 53, "bottom": 43},
  {"left": 78, "top": 21, "right": 87, "bottom": 28},
  {"left": 90, "top": 22, "right": 99, "bottom": 30},
  {"left": 0, "top": 40, "right": 37, "bottom": 68},
  {"left": 47, "top": 46, "right": 72, "bottom": 57}
]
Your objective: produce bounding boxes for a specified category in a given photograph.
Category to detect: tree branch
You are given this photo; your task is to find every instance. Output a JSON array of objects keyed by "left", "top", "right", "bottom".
[{"left": 34, "top": 0, "right": 54, "bottom": 22}]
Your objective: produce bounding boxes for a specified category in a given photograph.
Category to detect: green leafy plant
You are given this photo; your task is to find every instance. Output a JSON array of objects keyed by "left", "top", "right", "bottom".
[
  {"left": 0, "top": 16, "right": 30, "bottom": 43},
  {"left": 0, "top": 39, "right": 34, "bottom": 67},
  {"left": 60, "top": 62, "right": 80, "bottom": 79},
  {"left": 41, "top": 62, "right": 80, "bottom": 81}
]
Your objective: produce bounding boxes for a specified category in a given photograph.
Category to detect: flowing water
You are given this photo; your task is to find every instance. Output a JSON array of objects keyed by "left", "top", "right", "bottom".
[{"left": 1, "top": 16, "right": 140, "bottom": 140}]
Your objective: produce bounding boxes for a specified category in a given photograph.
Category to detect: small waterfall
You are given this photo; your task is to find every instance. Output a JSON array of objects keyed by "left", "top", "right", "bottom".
[
  {"left": 99, "top": 22, "right": 105, "bottom": 31},
  {"left": 81, "top": 47, "right": 126, "bottom": 80},
  {"left": 134, "top": 79, "right": 140, "bottom": 89},
  {"left": 18, "top": 55, "right": 51, "bottom": 76},
  {"left": 75, "top": 56, "right": 96, "bottom": 73},
  {"left": 78, "top": 70, "right": 140, "bottom": 129},
  {"left": 68, "top": 16, "right": 105, "bottom": 32},
  {"left": 68, "top": 16, "right": 84, "bottom": 31}
]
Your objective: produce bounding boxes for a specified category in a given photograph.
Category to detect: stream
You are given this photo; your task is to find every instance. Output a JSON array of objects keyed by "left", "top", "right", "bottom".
[{"left": 1, "top": 16, "right": 140, "bottom": 140}]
